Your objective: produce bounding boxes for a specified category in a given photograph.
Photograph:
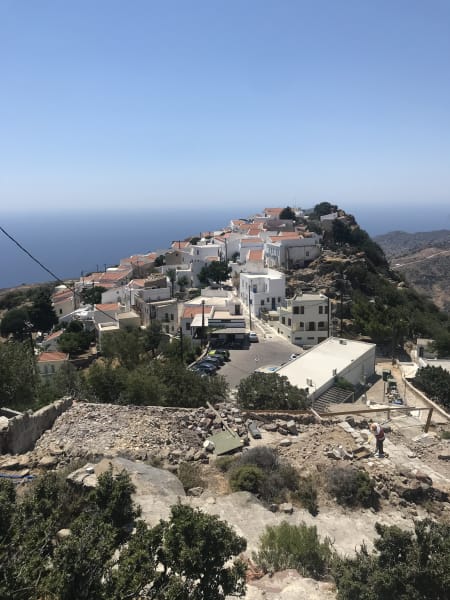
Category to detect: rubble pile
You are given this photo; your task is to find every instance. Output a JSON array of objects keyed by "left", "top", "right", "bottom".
[{"left": 0, "top": 401, "right": 254, "bottom": 471}]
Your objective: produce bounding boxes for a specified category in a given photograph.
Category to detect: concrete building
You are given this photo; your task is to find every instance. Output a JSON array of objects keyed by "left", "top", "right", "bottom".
[
  {"left": 240, "top": 269, "right": 286, "bottom": 318},
  {"left": 265, "top": 233, "right": 321, "bottom": 269},
  {"left": 276, "top": 337, "right": 376, "bottom": 401},
  {"left": 277, "top": 292, "right": 330, "bottom": 347}
]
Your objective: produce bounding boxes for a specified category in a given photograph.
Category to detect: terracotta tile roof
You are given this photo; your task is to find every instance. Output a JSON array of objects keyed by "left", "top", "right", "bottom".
[
  {"left": 45, "top": 330, "right": 64, "bottom": 341},
  {"left": 241, "top": 238, "right": 263, "bottom": 244},
  {"left": 94, "top": 303, "right": 120, "bottom": 312},
  {"left": 247, "top": 249, "right": 264, "bottom": 261},
  {"left": 129, "top": 279, "right": 146, "bottom": 287},
  {"left": 52, "top": 289, "right": 73, "bottom": 302},
  {"left": 171, "top": 241, "right": 190, "bottom": 249},
  {"left": 247, "top": 228, "right": 262, "bottom": 236},
  {"left": 182, "top": 305, "right": 211, "bottom": 319},
  {"left": 38, "top": 351, "right": 69, "bottom": 362}
]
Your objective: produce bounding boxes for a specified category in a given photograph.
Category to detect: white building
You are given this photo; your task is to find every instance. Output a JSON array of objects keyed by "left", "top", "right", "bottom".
[
  {"left": 277, "top": 292, "right": 330, "bottom": 347},
  {"left": 240, "top": 269, "right": 286, "bottom": 318},
  {"left": 276, "top": 337, "right": 376, "bottom": 401},
  {"left": 265, "top": 233, "right": 321, "bottom": 269}
]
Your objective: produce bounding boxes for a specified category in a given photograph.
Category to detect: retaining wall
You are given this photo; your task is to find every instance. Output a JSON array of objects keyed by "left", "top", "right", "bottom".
[{"left": 0, "top": 396, "right": 73, "bottom": 455}]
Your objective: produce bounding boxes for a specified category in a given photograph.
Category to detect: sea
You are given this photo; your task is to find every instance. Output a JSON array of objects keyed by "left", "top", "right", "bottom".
[{"left": 1, "top": 204, "right": 449, "bottom": 289}]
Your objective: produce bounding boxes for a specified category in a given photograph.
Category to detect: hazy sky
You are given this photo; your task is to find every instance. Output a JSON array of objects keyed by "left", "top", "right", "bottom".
[{"left": 1, "top": 0, "right": 450, "bottom": 214}]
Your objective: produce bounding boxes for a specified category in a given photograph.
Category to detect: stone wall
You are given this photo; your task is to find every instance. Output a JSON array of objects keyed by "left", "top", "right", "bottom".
[{"left": 0, "top": 397, "right": 73, "bottom": 455}]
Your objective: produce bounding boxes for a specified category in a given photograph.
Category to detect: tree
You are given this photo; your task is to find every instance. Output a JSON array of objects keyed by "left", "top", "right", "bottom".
[
  {"left": 332, "top": 520, "right": 450, "bottom": 600},
  {"left": 313, "top": 202, "right": 337, "bottom": 217},
  {"left": 80, "top": 285, "right": 107, "bottom": 306},
  {"left": 177, "top": 274, "right": 189, "bottom": 291},
  {"left": 279, "top": 206, "right": 296, "bottom": 220},
  {"left": 0, "top": 307, "right": 30, "bottom": 339},
  {"left": 28, "top": 288, "right": 58, "bottom": 332},
  {"left": 154, "top": 254, "right": 165, "bottom": 267},
  {"left": 167, "top": 268, "right": 177, "bottom": 297},
  {"left": 198, "top": 261, "right": 231, "bottom": 286},
  {"left": 237, "top": 372, "right": 309, "bottom": 410},
  {"left": 83, "top": 361, "right": 128, "bottom": 404},
  {"left": 0, "top": 341, "right": 38, "bottom": 409},
  {"left": 101, "top": 328, "right": 145, "bottom": 369},
  {"left": 144, "top": 320, "right": 163, "bottom": 357},
  {"left": 414, "top": 365, "right": 450, "bottom": 411},
  {"left": 58, "top": 323, "right": 95, "bottom": 355},
  {"left": 107, "top": 504, "right": 247, "bottom": 600}
]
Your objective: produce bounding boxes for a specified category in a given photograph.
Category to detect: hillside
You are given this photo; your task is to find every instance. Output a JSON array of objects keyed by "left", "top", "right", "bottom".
[
  {"left": 374, "top": 229, "right": 450, "bottom": 259},
  {"left": 374, "top": 230, "right": 450, "bottom": 312}
]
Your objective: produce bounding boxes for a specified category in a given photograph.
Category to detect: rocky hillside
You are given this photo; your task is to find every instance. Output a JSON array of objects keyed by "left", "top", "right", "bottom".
[
  {"left": 374, "top": 230, "right": 450, "bottom": 312},
  {"left": 374, "top": 229, "right": 450, "bottom": 259}
]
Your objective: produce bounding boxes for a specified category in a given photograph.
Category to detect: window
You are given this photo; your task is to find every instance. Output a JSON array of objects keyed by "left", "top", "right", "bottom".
[
  {"left": 185, "top": 322, "right": 190, "bottom": 331},
  {"left": 59, "top": 309, "right": 63, "bottom": 315},
  {"left": 300, "top": 321, "right": 304, "bottom": 327},
  {"left": 288, "top": 318, "right": 291, "bottom": 326},
  {"left": 261, "top": 300, "right": 265, "bottom": 306},
  {"left": 293, "top": 306, "right": 299, "bottom": 315},
  {"left": 324, "top": 305, "right": 329, "bottom": 314},
  {"left": 282, "top": 317, "right": 285, "bottom": 324},
  {"left": 300, "top": 306, "right": 305, "bottom": 314},
  {"left": 319, "top": 306, "right": 323, "bottom": 314},
  {"left": 306, "top": 251, "right": 310, "bottom": 257},
  {"left": 318, "top": 321, "right": 325, "bottom": 329},
  {"left": 278, "top": 297, "right": 281, "bottom": 302},
  {"left": 267, "top": 298, "right": 270, "bottom": 303},
  {"left": 170, "top": 314, "right": 174, "bottom": 320}
]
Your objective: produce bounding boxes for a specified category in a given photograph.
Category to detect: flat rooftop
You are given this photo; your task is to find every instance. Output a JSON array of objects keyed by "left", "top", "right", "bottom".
[{"left": 276, "top": 337, "right": 376, "bottom": 391}]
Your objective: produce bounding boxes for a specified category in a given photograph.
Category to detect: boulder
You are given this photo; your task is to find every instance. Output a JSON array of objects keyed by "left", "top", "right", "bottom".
[
  {"left": 279, "top": 438, "right": 292, "bottom": 447},
  {"left": 286, "top": 420, "right": 298, "bottom": 435},
  {"left": 414, "top": 470, "right": 433, "bottom": 486},
  {"left": 38, "top": 455, "right": 58, "bottom": 469},
  {"left": 187, "top": 487, "right": 204, "bottom": 497}
]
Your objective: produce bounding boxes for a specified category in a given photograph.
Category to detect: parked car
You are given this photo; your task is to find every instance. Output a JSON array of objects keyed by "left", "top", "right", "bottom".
[
  {"left": 214, "top": 348, "right": 230, "bottom": 359},
  {"left": 248, "top": 331, "right": 259, "bottom": 343},
  {"left": 247, "top": 421, "right": 262, "bottom": 439},
  {"left": 207, "top": 351, "right": 225, "bottom": 364},
  {"left": 192, "top": 364, "right": 216, "bottom": 374},
  {"left": 197, "top": 359, "right": 220, "bottom": 370}
]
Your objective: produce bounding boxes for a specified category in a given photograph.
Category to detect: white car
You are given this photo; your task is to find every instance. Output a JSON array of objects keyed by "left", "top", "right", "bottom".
[{"left": 249, "top": 331, "right": 259, "bottom": 342}]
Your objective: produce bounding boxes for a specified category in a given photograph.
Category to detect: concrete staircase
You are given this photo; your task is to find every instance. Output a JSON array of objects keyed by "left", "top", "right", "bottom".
[{"left": 313, "top": 386, "right": 354, "bottom": 413}]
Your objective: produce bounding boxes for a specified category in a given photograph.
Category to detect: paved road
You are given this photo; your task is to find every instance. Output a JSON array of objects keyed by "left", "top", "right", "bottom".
[{"left": 219, "top": 324, "right": 302, "bottom": 389}]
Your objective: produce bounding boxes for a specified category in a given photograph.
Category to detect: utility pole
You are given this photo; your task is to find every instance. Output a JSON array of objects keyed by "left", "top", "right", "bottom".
[
  {"left": 179, "top": 326, "right": 184, "bottom": 362},
  {"left": 201, "top": 299, "right": 205, "bottom": 347},
  {"left": 248, "top": 281, "right": 252, "bottom": 331}
]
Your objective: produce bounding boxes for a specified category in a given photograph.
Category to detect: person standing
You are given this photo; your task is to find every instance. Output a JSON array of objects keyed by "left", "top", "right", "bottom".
[{"left": 370, "top": 422, "right": 385, "bottom": 458}]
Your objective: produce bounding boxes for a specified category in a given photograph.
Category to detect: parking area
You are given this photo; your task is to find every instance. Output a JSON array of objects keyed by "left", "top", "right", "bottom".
[{"left": 219, "top": 332, "right": 302, "bottom": 389}]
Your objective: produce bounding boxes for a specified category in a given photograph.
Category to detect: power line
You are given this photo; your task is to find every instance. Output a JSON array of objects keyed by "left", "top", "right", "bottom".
[{"left": 0, "top": 224, "right": 120, "bottom": 324}]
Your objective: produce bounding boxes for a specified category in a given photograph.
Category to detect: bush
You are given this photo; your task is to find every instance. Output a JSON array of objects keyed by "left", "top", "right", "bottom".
[
  {"left": 332, "top": 519, "right": 450, "bottom": 600},
  {"left": 229, "top": 465, "right": 265, "bottom": 494},
  {"left": 177, "top": 462, "right": 205, "bottom": 492},
  {"left": 215, "top": 455, "right": 239, "bottom": 472},
  {"left": 292, "top": 475, "right": 319, "bottom": 516},
  {"left": 237, "top": 447, "right": 279, "bottom": 472},
  {"left": 253, "top": 521, "right": 334, "bottom": 579},
  {"left": 441, "top": 430, "right": 450, "bottom": 440},
  {"left": 231, "top": 447, "right": 300, "bottom": 503},
  {"left": 326, "top": 466, "right": 378, "bottom": 509}
]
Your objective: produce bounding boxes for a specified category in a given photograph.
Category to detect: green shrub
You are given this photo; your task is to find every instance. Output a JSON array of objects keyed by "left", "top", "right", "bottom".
[
  {"left": 229, "top": 465, "right": 265, "bottom": 494},
  {"left": 177, "top": 462, "right": 205, "bottom": 492},
  {"left": 292, "top": 475, "right": 319, "bottom": 516},
  {"left": 232, "top": 447, "right": 300, "bottom": 503},
  {"left": 253, "top": 521, "right": 333, "bottom": 579},
  {"left": 440, "top": 430, "right": 450, "bottom": 440},
  {"left": 237, "top": 446, "right": 279, "bottom": 471},
  {"left": 215, "top": 455, "right": 239, "bottom": 472},
  {"left": 326, "top": 466, "right": 378, "bottom": 509}
]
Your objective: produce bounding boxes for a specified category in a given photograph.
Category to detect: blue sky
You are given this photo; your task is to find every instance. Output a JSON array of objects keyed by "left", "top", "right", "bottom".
[{"left": 1, "top": 0, "right": 450, "bottom": 215}]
